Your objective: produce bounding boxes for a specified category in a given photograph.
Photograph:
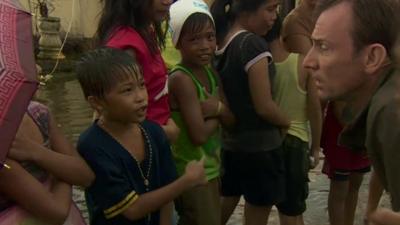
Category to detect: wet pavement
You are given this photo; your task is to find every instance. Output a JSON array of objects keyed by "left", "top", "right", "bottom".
[{"left": 39, "top": 73, "right": 391, "bottom": 225}]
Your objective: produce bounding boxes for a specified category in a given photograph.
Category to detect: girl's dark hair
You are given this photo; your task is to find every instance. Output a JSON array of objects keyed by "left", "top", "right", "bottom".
[
  {"left": 76, "top": 48, "right": 142, "bottom": 100},
  {"left": 96, "top": 0, "right": 168, "bottom": 55},
  {"left": 211, "top": 0, "right": 269, "bottom": 44},
  {"left": 178, "top": 12, "right": 215, "bottom": 45},
  {"left": 264, "top": 14, "right": 282, "bottom": 43}
]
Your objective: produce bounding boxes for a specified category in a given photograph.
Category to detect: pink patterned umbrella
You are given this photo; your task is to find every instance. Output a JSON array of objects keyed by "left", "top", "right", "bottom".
[{"left": 0, "top": 0, "right": 38, "bottom": 169}]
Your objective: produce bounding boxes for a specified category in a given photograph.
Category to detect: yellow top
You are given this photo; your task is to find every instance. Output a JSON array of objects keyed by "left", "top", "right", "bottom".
[{"left": 273, "top": 53, "right": 309, "bottom": 142}]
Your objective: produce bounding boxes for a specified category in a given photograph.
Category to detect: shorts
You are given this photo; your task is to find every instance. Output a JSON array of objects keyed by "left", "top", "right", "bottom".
[
  {"left": 175, "top": 178, "right": 220, "bottom": 225},
  {"left": 322, "top": 160, "right": 371, "bottom": 181},
  {"left": 220, "top": 147, "right": 286, "bottom": 207},
  {"left": 276, "top": 135, "right": 310, "bottom": 216}
]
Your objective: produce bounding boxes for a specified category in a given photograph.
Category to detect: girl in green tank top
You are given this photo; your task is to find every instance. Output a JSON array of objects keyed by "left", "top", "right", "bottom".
[{"left": 170, "top": 64, "right": 222, "bottom": 180}]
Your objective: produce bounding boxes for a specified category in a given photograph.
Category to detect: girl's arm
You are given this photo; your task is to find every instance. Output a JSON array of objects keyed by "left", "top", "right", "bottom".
[
  {"left": 303, "top": 57, "right": 323, "bottom": 168},
  {"left": 161, "top": 118, "right": 180, "bottom": 143},
  {"left": 169, "top": 71, "right": 219, "bottom": 145},
  {"left": 10, "top": 114, "right": 95, "bottom": 187},
  {"left": 122, "top": 160, "right": 207, "bottom": 221},
  {"left": 0, "top": 159, "right": 71, "bottom": 225},
  {"left": 248, "top": 57, "right": 290, "bottom": 128},
  {"left": 209, "top": 70, "right": 235, "bottom": 127}
]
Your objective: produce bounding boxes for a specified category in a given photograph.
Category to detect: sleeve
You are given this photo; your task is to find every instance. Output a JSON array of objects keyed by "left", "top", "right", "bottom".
[
  {"left": 78, "top": 142, "right": 138, "bottom": 219},
  {"left": 239, "top": 33, "right": 273, "bottom": 72},
  {"left": 144, "top": 121, "right": 178, "bottom": 186},
  {"left": 375, "top": 102, "right": 400, "bottom": 211}
]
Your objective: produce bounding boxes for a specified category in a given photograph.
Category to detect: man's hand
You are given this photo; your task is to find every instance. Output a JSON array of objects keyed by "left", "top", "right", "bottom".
[{"left": 309, "top": 147, "right": 320, "bottom": 169}]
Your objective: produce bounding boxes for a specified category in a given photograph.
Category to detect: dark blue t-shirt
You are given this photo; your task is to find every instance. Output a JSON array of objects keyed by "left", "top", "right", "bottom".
[{"left": 78, "top": 120, "right": 177, "bottom": 225}]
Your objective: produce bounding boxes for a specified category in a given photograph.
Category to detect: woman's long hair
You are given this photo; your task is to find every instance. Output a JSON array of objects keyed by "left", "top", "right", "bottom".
[
  {"left": 211, "top": 0, "right": 270, "bottom": 44},
  {"left": 96, "top": 0, "right": 168, "bottom": 54}
]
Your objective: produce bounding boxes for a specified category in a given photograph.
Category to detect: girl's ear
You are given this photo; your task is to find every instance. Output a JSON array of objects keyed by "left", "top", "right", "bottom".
[{"left": 87, "top": 96, "right": 104, "bottom": 114}]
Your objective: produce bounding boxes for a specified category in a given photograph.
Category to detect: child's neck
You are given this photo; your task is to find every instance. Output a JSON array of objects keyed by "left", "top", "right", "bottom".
[
  {"left": 98, "top": 118, "right": 139, "bottom": 138},
  {"left": 180, "top": 60, "right": 211, "bottom": 92},
  {"left": 180, "top": 59, "right": 206, "bottom": 71}
]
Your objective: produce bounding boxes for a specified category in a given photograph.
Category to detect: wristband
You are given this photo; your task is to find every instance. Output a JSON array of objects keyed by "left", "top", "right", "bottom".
[{"left": 216, "top": 101, "right": 222, "bottom": 116}]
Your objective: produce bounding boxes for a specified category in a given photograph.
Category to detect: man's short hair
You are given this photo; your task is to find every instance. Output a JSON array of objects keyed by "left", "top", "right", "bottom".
[{"left": 315, "top": 0, "right": 400, "bottom": 58}]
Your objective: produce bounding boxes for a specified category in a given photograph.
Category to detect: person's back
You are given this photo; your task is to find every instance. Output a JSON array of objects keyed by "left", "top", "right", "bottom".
[
  {"left": 211, "top": 0, "right": 290, "bottom": 224},
  {"left": 274, "top": 53, "right": 309, "bottom": 141},
  {"left": 281, "top": 0, "right": 317, "bottom": 54},
  {"left": 215, "top": 31, "right": 283, "bottom": 150}
]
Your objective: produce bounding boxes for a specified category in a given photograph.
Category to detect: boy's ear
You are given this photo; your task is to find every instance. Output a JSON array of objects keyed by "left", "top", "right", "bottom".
[{"left": 87, "top": 96, "right": 104, "bottom": 113}]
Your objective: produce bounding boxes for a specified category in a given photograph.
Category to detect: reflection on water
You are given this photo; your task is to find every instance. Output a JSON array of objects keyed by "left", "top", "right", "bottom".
[{"left": 36, "top": 72, "right": 93, "bottom": 143}]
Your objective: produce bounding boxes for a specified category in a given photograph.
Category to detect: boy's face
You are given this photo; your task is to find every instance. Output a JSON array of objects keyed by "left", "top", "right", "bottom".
[
  {"left": 98, "top": 73, "right": 148, "bottom": 124},
  {"left": 178, "top": 20, "right": 216, "bottom": 67}
]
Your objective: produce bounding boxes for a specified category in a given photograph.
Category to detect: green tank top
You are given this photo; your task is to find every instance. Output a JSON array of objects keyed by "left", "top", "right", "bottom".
[
  {"left": 170, "top": 64, "right": 221, "bottom": 181},
  {"left": 273, "top": 54, "right": 309, "bottom": 142}
]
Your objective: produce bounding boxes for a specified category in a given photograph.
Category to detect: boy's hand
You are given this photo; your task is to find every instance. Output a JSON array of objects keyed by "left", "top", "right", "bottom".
[{"left": 183, "top": 158, "right": 207, "bottom": 187}]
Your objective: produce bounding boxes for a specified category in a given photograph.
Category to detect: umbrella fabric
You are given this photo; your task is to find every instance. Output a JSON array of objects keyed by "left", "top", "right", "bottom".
[{"left": 0, "top": 0, "right": 38, "bottom": 168}]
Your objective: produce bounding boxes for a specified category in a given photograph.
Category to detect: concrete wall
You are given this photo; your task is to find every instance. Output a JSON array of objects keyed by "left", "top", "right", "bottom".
[{"left": 19, "top": 0, "right": 101, "bottom": 38}]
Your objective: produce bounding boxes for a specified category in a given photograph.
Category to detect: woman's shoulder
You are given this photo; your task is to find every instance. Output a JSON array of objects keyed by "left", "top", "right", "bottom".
[{"left": 106, "top": 26, "right": 146, "bottom": 50}]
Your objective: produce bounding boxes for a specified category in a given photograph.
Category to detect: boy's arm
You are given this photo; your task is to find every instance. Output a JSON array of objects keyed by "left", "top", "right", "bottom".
[
  {"left": 8, "top": 114, "right": 95, "bottom": 187},
  {"left": 304, "top": 58, "right": 322, "bottom": 168},
  {"left": 169, "top": 71, "right": 219, "bottom": 145},
  {"left": 0, "top": 159, "right": 72, "bottom": 225},
  {"left": 122, "top": 160, "right": 206, "bottom": 221}
]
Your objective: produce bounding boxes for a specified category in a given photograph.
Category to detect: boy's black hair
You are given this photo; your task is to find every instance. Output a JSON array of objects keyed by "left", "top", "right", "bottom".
[
  {"left": 178, "top": 12, "right": 215, "bottom": 45},
  {"left": 76, "top": 48, "right": 142, "bottom": 100}
]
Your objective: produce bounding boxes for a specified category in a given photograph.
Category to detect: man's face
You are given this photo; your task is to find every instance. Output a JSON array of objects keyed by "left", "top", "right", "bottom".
[{"left": 303, "top": 2, "right": 367, "bottom": 102}]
